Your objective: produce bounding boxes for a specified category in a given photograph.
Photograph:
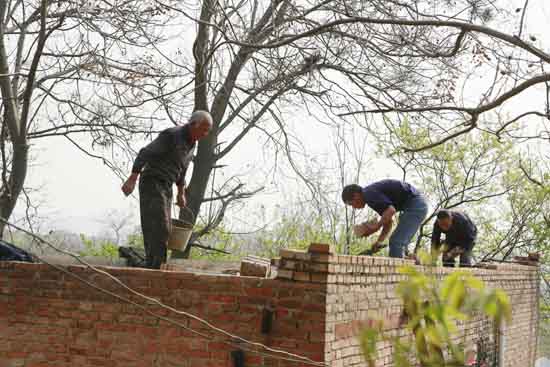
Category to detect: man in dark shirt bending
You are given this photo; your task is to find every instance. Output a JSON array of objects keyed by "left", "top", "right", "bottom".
[
  {"left": 431, "top": 209, "right": 477, "bottom": 267},
  {"left": 342, "top": 179, "right": 428, "bottom": 258},
  {"left": 121, "top": 111, "right": 213, "bottom": 269}
]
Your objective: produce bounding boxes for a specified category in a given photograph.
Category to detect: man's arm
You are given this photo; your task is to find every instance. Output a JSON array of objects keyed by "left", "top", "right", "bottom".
[
  {"left": 462, "top": 224, "right": 477, "bottom": 251},
  {"left": 175, "top": 152, "right": 193, "bottom": 207},
  {"left": 431, "top": 222, "right": 442, "bottom": 254},
  {"left": 372, "top": 206, "right": 396, "bottom": 243},
  {"left": 374, "top": 219, "right": 393, "bottom": 244},
  {"left": 122, "top": 172, "right": 139, "bottom": 196},
  {"left": 122, "top": 131, "right": 171, "bottom": 196},
  {"left": 175, "top": 183, "right": 187, "bottom": 207},
  {"left": 374, "top": 206, "right": 396, "bottom": 229}
]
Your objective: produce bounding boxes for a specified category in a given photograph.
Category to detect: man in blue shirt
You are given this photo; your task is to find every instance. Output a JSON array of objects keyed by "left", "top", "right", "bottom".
[
  {"left": 431, "top": 209, "right": 477, "bottom": 267},
  {"left": 342, "top": 179, "right": 428, "bottom": 258}
]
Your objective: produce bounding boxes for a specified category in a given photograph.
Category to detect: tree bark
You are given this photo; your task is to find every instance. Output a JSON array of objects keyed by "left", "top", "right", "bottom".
[
  {"left": 0, "top": 0, "right": 46, "bottom": 236},
  {"left": 0, "top": 141, "right": 28, "bottom": 237},
  {"left": 172, "top": 0, "right": 215, "bottom": 258}
]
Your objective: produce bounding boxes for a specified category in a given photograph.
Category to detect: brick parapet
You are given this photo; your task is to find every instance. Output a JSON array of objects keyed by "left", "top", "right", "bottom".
[
  {"left": 275, "top": 248, "right": 539, "bottom": 367},
  {"left": 0, "top": 260, "right": 327, "bottom": 367},
  {"left": 0, "top": 247, "right": 540, "bottom": 367}
]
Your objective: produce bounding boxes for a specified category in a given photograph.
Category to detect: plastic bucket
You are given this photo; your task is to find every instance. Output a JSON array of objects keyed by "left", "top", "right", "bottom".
[{"left": 167, "top": 218, "right": 193, "bottom": 251}]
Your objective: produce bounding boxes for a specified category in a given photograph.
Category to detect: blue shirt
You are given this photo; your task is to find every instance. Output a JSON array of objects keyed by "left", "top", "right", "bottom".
[{"left": 362, "top": 179, "right": 420, "bottom": 215}]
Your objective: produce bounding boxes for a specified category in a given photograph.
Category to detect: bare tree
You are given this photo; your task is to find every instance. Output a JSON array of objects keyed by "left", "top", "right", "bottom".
[
  {"left": 4, "top": 0, "right": 548, "bottom": 255},
  {"left": 97, "top": 209, "right": 135, "bottom": 246},
  {"left": 0, "top": 0, "right": 176, "bottom": 235},
  {"left": 127, "top": 0, "right": 549, "bottom": 251}
]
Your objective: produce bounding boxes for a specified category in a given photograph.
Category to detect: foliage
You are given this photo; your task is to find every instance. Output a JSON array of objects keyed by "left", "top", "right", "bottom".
[
  {"left": 188, "top": 208, "right": 372, "bottom": 260},
  {"left": 360, "top": 251, "right": 512, "bottom": 367},
  {"left": 188, "top": 214, "right": 336, "bottom": 260},
  {"left": 255, "top": 214, "right": 337, "bottom": 258},
  {"left": 189, "top": 225, "right": 242, "bottom": 261},
  {"left": 78, "top": 234, "right": 119, "bottom": 259},
  {"left": 167, "top": 0, "right": 550, "bottom": 249},
  {"left": 126, "top": 230, "right": 145, "bottom": 249}
]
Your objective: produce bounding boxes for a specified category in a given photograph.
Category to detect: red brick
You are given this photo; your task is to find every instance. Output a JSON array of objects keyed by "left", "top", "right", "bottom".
[
  {"left": 308, "top": 243, "right": 333, "bottom": 254},
  {"left": 244, "top": 287, "right": 273, "bottom": 298},
  {"left": 0, "top": 258, "right": 540, "bottom": 367}
]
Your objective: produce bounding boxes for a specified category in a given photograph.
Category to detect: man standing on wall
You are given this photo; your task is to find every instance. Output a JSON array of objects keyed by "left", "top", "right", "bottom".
[
  {"left": 121, "top": 111, "right": 213, "bottom": 269},
  {"left": 342, "top": 179, "right": 428, "bottom": 258},
  {"left": 431, "top": 209, "right": 477, "bottom": 267}
]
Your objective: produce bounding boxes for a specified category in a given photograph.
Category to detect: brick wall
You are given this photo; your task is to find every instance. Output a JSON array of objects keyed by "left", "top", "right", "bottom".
[
  {"left": 276, "top": 250, "right": 540, "bottom": 367},
  {"left": 0, "top": 262, "right": 326, "bottom": 367},
  {"left": 0, "top": 250, "right": 540, "bottom": 367}
]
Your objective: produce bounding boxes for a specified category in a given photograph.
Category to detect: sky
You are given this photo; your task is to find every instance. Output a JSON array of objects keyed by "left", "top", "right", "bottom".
[{"left": 11, "top": 0, "right": 550, "bottom": 238}]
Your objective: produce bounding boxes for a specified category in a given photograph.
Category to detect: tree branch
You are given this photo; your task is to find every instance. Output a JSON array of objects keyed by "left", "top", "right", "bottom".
[
  {"left": 218, "top": 16, "right": 550, "bottom": 63},
  {"left": 519, "top": 161, "right": 544, "bottom": 187},
  {"left": 19, "top": 3, "right": 64, "bottom": 138},
  {"left": 403, "top": 115, "right": 478, "bottom": 152}
]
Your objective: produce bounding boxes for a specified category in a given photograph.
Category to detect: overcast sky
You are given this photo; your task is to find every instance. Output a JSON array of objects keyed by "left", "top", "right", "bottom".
[{"left": 13, "top": 0, "right": 550, "bottom": 238}]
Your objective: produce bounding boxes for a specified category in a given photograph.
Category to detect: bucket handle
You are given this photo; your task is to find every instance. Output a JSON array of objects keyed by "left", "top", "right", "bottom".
[{"left": 173, "top": 205, "right": 196, "bottom": 224}]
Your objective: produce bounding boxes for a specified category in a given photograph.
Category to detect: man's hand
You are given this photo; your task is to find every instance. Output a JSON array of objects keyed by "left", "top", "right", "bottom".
[
  {"left": 364, "top": 222, "right": 378, "bottom": 236},
  {"left": 121, "top": 174, "right": 138, "bottom": 196},
  {"left": 176, "top": 192, "right": 187, "bottom": 207},
  {"left": 353, "top": 220, "right": 378, "bottom": 237},
  {"left": 443, "top": 246, "right": 464, "bottom": 261},
  {"left": 353, "top": 223, "right": 366, "bottom": 237}
]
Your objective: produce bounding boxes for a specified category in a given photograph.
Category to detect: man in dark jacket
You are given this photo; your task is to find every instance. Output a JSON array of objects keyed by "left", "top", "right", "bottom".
[
  {"left": 431, "top": 209, "right": 477, "bottom": 267},
  {"left": 342, "top": 179, "right": 428, "bottom": 258},
  {"left": 121, "top": 111, "right": 212, "bottom": 269}
]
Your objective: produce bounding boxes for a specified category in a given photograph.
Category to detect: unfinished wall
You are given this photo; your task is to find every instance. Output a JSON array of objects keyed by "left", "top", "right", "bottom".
[{"left": 0, "top": 250, "right": 540, "bottom": 367}]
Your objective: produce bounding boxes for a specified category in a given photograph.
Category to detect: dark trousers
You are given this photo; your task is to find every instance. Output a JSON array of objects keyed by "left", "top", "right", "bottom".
[
  {"left": 139, "top": 175, "right": 172, "bottom": 269},
  {"left": 442, "top": 244, "right": 473, "bottom": 268}
]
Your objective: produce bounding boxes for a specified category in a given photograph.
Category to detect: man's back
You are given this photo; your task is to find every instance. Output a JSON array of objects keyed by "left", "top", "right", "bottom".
[
  {"left": 362, "top": 179, "right": 420, "bottom": 214},
  {"left": 134, "top": 126, "right": 195, "bottom": 185}
]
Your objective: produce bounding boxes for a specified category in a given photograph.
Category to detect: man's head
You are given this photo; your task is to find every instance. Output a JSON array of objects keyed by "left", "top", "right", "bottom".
[
  {"left": 436, "top": 210, "right": 453, "bottom": 231},
  {"left": 188, "top": 110, "right": 213, "bottom": 141},
  {"left": 342, "top": 184, "right": 365, "bottom": 209}
]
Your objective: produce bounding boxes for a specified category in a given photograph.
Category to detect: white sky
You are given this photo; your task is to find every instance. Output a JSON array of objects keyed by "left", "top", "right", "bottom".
[{"left": 14, "top": 0, "right": 550, "bottom": 237}]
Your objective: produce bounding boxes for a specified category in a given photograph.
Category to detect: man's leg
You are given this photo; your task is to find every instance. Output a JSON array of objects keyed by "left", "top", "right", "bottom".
[
  {"left": 459, "top": 248, "right": 473, "bottom": 267},
  {"left": 388, "top": 195, "right": 428, "bottom": 258},
  {"left": 139, "top": 176, "right": 172, "bottom": 269},
  {"left": 442, "top": 246, "right": 457, "bottom": 267},
  {"left": 431, "top": 243, "right": 443, "bottom": 265},
  {"left": 139, "top": 177, "right": 154, "bottom": 268}
]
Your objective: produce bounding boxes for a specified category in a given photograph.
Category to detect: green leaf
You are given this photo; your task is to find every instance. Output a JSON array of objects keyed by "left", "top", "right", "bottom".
[
  {"left": 424, "top": 325, "right": 444, "bottom": 348},
  {"left": 360, "top": 328, "right": 380, "bottom": 367}
]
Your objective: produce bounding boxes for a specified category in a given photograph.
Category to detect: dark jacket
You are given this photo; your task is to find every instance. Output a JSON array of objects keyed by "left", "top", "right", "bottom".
[
  {"left": 132, "top": 125, "right": 195, "bottom": 186},
  {"left": 432, "top": 211, "right": 477, "bottom": 251}
]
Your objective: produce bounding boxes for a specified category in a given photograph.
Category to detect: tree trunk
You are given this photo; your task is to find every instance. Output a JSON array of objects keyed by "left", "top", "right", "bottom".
[
  {"left": 171, "top": 0, "right": 215, "bottom": 259},
  {"left": 0, "top": 140, "right": 29, "bottom": 237},
  {"left": 172, "top": 133, "right": 216, "bottom": 258}
]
